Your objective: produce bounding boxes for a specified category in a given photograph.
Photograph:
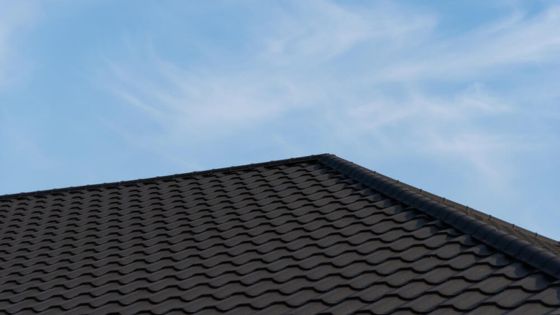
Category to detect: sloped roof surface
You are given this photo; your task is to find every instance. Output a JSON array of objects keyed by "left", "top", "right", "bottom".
[{"left": 0, "top": 154, "right": 559, "bottom": 314}]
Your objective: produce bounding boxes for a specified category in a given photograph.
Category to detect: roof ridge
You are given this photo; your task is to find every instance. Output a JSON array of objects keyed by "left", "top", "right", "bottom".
[
  {"left": 0, "top": 154, "right": 330, "bottom": 201},
  {"left": 317, "top": 154, "right": 560, "bottom": 280}
]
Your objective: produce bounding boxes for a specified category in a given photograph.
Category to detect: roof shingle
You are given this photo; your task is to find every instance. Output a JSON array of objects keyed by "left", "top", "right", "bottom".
[{"left": 0, "top": 154, "right": 559, "bottom": 314}]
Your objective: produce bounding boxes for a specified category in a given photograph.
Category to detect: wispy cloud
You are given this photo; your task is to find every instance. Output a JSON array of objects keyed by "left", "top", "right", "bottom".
[
  {"left": 323, "top": 83, "right": 520, "bottom": 187},
  {"left": 107, "top": 59, "right": 304, "bottom": 141},
  {"left": 104, "top": 1, "right": 433, "bottom": 138},
  {"left": 259, "top": 1, "right": 436, "bottom": 65},
  {"left": 103, "top": 0, "right": 560, "bottom": 188},
  {"left": 380, "top": 5, "right": 560, "bottom": 82}
]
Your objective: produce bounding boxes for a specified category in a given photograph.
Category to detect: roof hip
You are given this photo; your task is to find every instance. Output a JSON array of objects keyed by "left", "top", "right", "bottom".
[{"left": 317, "top": 154, "right": 560, "bottom": 280}]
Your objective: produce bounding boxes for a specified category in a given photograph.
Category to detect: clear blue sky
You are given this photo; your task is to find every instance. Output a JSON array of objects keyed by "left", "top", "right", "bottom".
[{"left": 1, "top": 1, "right": 559, "bottom": 240}]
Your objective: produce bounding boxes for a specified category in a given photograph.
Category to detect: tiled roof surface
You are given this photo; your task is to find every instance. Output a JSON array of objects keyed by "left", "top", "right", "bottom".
[{"left": 0, "top": 154, "right": 559, "bottom": 314}]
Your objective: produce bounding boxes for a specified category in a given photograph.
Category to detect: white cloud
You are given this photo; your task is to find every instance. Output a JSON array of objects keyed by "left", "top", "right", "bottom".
[
  {"left": 104, "top": 0, "right": 560, "bottom": 186},
  {"left": 325, "top": 83, "right": 519, "bottom": 186},
  {"left": 106, "top": 1, "right": 433, "bottom": 137},
  {"left": 379, "top": 5, "right": 560, "bottom": 82},
  {"left": 107, "top": 61, "right": 307, "bottom": 141},
  {"left": 259, "top": 1, "right": 436, "bottom": 65}
]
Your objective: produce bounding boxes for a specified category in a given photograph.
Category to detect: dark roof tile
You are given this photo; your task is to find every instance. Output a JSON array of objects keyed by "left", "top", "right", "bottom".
[
  {"left": 321, "top": 286, "right": 356, "bottom": 305},
  {"left": 365, "top": 296, "right": 407, "bottom": 314},
  {"left": 506, "top": 302, "right": 559, "bottom": 315},
  {"left": 290, "top": 301, "right": 329, "bottom": 315},
  {"left": 423, "top": 266, "right": 461, "bottom": 284},
  {"left": 528, "top": 284, "right": 560, "bottom": 306},
  {"left": 432, "top": 277, "right": 472, "bottom": 297},
  {"left": 321, "top": 297, "right": 366, "bottom": 315},
  {"left": 488, "top": 287, "right": 534, "bottom": 309},
  {"left": 515, "top": 273, "right": 553, "bottom": 292},
  {"left": 394, "top": 281, "right": 432, "bottom": 300},
  {"left": 443, "top": 290, "right": 489, "bottom": 311},
  {"left": 0, "top": 154, "right": 558, "bottom": 314},
  {"left": 405, "top": 292, "right": 448, "bottom": 313},
  {"left": 457, "top": 263, "right": 495, "bottom": 282},
  {"left": 355, "top": 283, "right": 394, "bottom": 302},
  {"left": 383, "top": 269, "right": 418, "bottom": 287}
]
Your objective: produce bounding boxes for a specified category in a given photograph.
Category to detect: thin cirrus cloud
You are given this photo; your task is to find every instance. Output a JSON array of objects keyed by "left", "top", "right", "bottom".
[
  {"left": 379, "top": 5, "right": 560, "bottom": 82},
  {"left": 258, "top": 1, "right": 436, "bottom": 65},
  {"left": 105, "top": 1, "right": 436, "bottom": 138},
  {"left": 105, "top": 1, "right": 559, "bottom": 179}
]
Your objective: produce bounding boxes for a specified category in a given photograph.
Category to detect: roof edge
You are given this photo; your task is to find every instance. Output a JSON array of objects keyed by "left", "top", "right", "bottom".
[
  {"left": 0, "top": 154, "right": 330, "bottom": 200},
  {"left": 317, "top": 154, "right": 560, "bottom": 280}
]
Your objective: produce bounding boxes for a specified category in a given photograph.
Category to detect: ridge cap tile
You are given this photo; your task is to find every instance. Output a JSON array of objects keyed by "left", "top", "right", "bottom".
[{"left": 317, "top": 154, "right": 560, "bottom": 281}]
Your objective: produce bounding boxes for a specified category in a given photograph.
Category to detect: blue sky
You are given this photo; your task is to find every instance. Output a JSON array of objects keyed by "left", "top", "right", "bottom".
[{"left": 1, "top": 1, "right": 559, "bottom": 239}]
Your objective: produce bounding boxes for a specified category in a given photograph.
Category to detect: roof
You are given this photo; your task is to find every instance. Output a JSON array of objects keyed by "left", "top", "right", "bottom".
[{"left": 0, "top": 153, "right": 559, "bottom": 314}]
